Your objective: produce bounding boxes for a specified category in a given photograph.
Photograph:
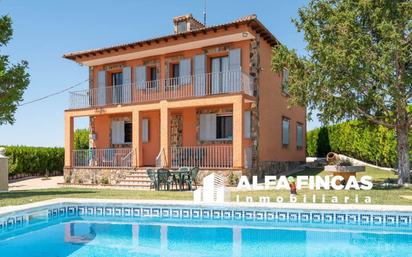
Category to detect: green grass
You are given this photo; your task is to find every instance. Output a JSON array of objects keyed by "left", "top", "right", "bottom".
[
  {"left": 234, "top": 166, "right": 412, "bottom": 205},
  {"left": 0, "top": 166, "right": 410, "bottom": 207},
  {"left": 0, "top": 188, "right": 192, "bottom": 207}
]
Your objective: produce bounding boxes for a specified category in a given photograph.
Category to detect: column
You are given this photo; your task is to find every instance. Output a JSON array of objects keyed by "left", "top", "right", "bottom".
[
  {"left": 132, "top": 110, "right": 142, "bottom": 167},
  {"left": 64, "top": 113, "right": 74, "bottom": 167},
  {"left": 232, "top": 95, "right": 244, "bottom": 168},
  {"left": 160, "top": 101, "right": 169, "bottom": 167}
]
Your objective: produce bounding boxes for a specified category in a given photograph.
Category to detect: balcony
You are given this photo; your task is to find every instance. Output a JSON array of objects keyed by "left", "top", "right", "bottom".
[{"left": 68, "top": 70, "right": 253, "bottom": 109}]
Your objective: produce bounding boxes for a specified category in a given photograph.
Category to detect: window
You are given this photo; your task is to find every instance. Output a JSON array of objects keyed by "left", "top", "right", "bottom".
[
  {"left": 282, "top": 68, "right": 289, "bottom": 94},
  {"left": 111, "top": 72, "right": 123, "bottom": 86},
  {"left": 282, "top": 117, "right": 290, "bottom": 147},
  {"left": 296, "top": 122, "right": 303, "bottom": 150},
  {"left": 170, "top": 63, "right": 180, "bottom": 86},
  {"left": 124, "top": 122, "right": 132, "bottom": 143},
  {"left": 171, "top": 63, "right": 180, "bottom": 78},
  {"left": 149, "top": 67, "right": 157, "bottom": 81},
  {"left": 216, "top": 115, "right": 233, "bottom": 139},
  {"left": 211, "top": 56, "right": 229, "bottom": 93},
  {"left": 142, "top": 118, "right": 149, "bottom": 143},
  {"left": 111, "top": 120, "right": 131, "bottom": 144},
  {"left": 244, "top": 111, "right": 251, "bottom": 139},
  {"left": 147, "top": 66, "right": 158, "bottom": 88},
  {"left": 177, "top": 21, "right": 187, "bottom": 33}
]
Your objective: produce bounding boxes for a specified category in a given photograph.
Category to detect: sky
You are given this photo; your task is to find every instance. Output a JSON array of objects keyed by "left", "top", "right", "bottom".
[{"left": 0, "top": 0, "right": 319, "bottom": 147}]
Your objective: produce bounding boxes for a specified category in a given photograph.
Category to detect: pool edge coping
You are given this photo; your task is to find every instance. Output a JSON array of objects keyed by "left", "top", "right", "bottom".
[{"left": 1, "top": 198, "right": 412, "bottom": 217}]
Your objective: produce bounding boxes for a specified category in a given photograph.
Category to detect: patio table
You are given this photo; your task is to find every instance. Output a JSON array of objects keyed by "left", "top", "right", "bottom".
[{"left": 169, "top": 170, "right": 190, "bottom": 191}]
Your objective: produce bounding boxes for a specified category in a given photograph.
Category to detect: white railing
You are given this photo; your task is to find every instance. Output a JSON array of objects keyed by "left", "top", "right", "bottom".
[
  {"left": 155, "top": 148, "right": 165, "bottom": 168},
  {"left": 72, "top": 148, "right": 133, "bottom": 168},
  {"left": 170, "top": 145, "right": 233, "bottom": 168},
  {"left": 69, "top": 70, "right": 253, "bottom": 109}
]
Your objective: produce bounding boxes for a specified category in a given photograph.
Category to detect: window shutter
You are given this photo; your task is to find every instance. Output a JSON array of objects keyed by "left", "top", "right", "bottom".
[
  {"left": 122, "top": 66, "right": 131, "bottom": 103},
  {"left": 229, "top": 48, "right": 241, "bottom": 71},
  {"left": 194, "top": 54, "right": 206, "bottom": 96},
  {"left": 142, "top": 118, "right": 149, "bottom": 143},
  {"left": 244, "top": 111, "right": 251, "bottom": 139},
  {"left": 97, "top": 70, "right": 106, "bottom": 106},
  {"left": 111, "top": 120, "right": 125, "bottom": 144},
  {"left": 199, "top": 114, "right": 216, "bottom": 141},
  {"left": 179, "top": 58, "right": 191, "bottom": 85},
  {"left": 135, "top": 65, "right": 146, "bottom": 89}
]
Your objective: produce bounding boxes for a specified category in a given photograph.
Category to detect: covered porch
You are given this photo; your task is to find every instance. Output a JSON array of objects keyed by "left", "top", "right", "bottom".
[{"left": 65, "top": 94, "right": 254, "bottom": 170}]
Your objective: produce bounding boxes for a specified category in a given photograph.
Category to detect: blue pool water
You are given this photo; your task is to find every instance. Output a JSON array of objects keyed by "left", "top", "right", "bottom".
[{"left": 1, "top": 205, "right": 412, "bottom": 257}]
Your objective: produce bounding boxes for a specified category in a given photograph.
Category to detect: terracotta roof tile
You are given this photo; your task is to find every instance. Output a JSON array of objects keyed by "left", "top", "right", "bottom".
[{"left": 63, "top": 14, "right": 279, "bottom": 60}]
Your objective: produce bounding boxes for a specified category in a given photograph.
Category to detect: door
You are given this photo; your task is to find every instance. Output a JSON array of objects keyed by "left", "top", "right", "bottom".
[
  {"left": 112, "top": 72, "right": 123, "bottom": 104},
  {"left": 211, "top": 56, "right": 229, "bottom": 94}
]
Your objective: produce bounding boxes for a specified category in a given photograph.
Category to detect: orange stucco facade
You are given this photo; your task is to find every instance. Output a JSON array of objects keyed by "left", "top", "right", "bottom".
[
  {"left": 258, "top": 34, "right": 306, "bottom": 162},
  {"left": 64, "top": 14, "right": 306, "bottom": 174}
]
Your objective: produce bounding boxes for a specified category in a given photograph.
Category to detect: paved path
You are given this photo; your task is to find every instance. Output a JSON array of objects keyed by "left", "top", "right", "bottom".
[{"left": 9, "top": 176, "right": 64, "bottom": 191}]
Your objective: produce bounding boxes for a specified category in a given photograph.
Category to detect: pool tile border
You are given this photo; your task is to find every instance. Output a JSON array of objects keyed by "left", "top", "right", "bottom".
[{"left": 1, "top": 199, "right": 412, "bottom": 233}]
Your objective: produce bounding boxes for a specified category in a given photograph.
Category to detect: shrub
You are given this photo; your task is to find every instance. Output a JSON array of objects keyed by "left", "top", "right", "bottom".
[
  {"left": 2, "top": 146, "right": 64, "bottom": 176},
  {"left": 100, "top": 177, "right": 109, "bottom": 185},
  {"left": 227, "top": 171, "right": 240, "bottom": 187},
  {"left": 65, "top": 175, "right": 72, "bottom": 184},
  {"left": 307, "top": 121, "right": 411, "bottom": 168}
]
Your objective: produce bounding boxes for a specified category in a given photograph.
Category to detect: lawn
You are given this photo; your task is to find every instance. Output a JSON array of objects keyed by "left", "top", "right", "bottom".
[
  {"left": 0, "top": 166, "right": 411, "bottom": 207},
  {"left": 234, "top": 166, "right": 412, "bottom": 205}
]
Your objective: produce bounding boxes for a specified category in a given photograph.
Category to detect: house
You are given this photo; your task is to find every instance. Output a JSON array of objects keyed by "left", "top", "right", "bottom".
[{"left": 63, "top": 14, "right": 306, "bottom": 187}]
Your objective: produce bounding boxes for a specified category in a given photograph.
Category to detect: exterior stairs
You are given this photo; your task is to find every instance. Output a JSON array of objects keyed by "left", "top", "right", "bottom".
[{"left": 116, "top": 167, "right": 154, "bottom": 189}]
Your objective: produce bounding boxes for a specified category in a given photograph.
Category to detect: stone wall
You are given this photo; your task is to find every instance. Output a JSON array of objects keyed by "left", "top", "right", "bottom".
[
  {"left": 249, "top": 39, "right": 261, "bottom": 173},
  {"left": 64, "top": 168, "right": 130, "bottom": 185}
]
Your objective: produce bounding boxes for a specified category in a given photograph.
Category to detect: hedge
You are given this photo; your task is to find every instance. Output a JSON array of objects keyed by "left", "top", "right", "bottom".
[
  {"left": 307, "top": 121, "right": 412, "bottom": 168},
  {"left": 2, "top": 146, "right": 64, "bottom": 176}
]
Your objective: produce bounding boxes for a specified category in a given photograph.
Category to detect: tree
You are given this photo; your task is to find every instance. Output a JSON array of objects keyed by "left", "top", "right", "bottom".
[
  {"left": 0, "top": 14, "right": 29, "bottom": 125},
  {"left": 74, "top": 129, "right": 89, "bottom": 150},
  {"left": 272, "top": 0, "right": 411, "bottom": 184}
]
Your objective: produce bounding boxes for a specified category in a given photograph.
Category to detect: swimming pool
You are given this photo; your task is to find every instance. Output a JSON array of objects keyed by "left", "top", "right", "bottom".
[{"left": 1, "top": 200, "right": 411, "bottom": 257}]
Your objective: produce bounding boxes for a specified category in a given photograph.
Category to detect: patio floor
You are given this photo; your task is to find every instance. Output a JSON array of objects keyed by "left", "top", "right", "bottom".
[{"left": 9, "top": 176, "right": 64, "bottom": 191}]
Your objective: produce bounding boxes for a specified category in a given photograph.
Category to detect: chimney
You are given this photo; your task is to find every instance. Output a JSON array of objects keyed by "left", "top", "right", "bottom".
[{"left": 173, "top": 14, "right": 205, "bottom": 34}]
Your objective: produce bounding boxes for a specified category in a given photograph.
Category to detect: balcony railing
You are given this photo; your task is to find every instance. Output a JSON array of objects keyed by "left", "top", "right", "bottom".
[
  {"left": 170, "top": 145, "right": 233, "bottom": 168},
  {"left": 73, "top": 148, "right": 133, "bottom": 168},
  {"left": 69, "top": 70, "right": 253, "bottom": 109}
]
